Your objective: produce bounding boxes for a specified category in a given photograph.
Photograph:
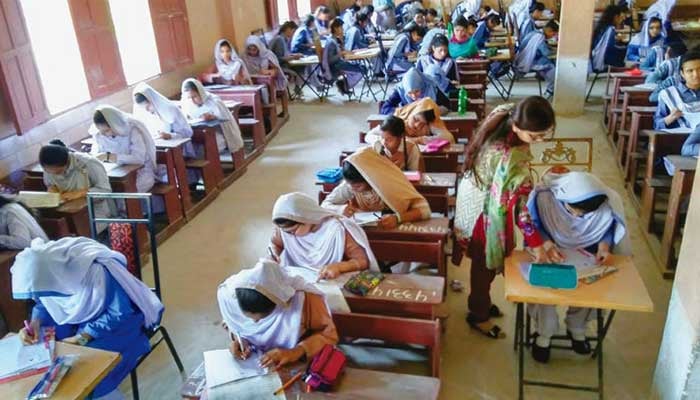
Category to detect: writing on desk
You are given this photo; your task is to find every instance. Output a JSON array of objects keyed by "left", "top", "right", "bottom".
[
  {"left": 368, "top": 287, "right": 436, "bottom": 302},
  {"left": 397, "top": 224, "right": 450, "bottom": 233}
]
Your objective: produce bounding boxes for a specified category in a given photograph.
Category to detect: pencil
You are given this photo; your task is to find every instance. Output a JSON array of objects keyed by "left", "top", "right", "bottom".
[
  {"left": 233, "top": 332, "right": 245, "bottom": 358},
  {"left": 273, "top": 370, "right": 304, "bottom": 395}
]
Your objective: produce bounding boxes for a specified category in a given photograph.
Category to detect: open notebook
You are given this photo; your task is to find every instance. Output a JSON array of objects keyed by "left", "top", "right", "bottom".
[
  {"left": 17, "top": 191, "right": 61, "bottom": 208},
  {"left": 204, "top": 349, "right": 285, "bottom": 400},
  {"left": 0, "top": 335, "right": 53, "bottom": 382}
]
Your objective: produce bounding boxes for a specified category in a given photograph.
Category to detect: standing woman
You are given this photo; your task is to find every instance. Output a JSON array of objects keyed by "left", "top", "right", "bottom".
[
  {"left": 180, "top": 78, "right": 245, "bottom": 154},
  {"left": 0, "top": 196, "right": 47, "bottom": 249},
  {"left": 590, "top": 5, "right": 627, "bottom": 72},
  {"left": 90, "top": 105, "right": 160, "bottom": 194},
  {"left": 209, "top": 39, "right": 252, "bottom": 85},
  {"left": 242, "top": 35, "right": 288, "bottom": 92},
  {"left": 454, "top": 97, "right": 557, "bottom": 339}
]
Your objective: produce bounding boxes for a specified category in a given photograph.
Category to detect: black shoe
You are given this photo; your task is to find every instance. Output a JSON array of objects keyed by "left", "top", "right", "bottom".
[
  {"left": 567, "top": 331, "right": 591, "bottom": 354},
  {"left": 531, "top": 337, "right": 551, "bottom": 363}
]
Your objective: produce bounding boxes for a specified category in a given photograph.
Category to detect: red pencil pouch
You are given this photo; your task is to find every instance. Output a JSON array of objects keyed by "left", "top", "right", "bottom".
[{"left": 304, "top": 345, "right": 346, "bottom": 392}]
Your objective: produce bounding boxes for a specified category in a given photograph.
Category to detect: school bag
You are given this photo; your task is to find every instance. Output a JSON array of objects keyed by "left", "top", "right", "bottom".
[{"left": 304, "top": 345, "right": 346, "bottom": 391}]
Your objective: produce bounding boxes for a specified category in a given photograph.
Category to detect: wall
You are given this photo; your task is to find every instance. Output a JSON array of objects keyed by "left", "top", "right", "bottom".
[{"left": 0, "top": 0, "right": 266, "bottom": 181}]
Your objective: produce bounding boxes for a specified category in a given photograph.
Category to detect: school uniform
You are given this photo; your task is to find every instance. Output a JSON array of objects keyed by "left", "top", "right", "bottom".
[
  {"left": 381, "top": 68, "right": 449, "bottom": 115},
  {"left": 373, "top": 0, "right": 396, "bottom": 31},
  {"left": 646, "top": 56, "right": 681, "bottom": 102},
  {"left": 0, "top": 203, "right": 47, "bottom": 249},
  {"left": 450, "top": 0, "right": 482, "bottom": 22},
  {"left": 590, "top": 26, "right": 626, "bottom": 72},
  {"left": 242, "top": 35, "right": 288, "bottom": 91},
  {"left": 344, "top": 25, "right": 370, "bottom": 51},
  {"left": 654, "top": 81, "right": 700, "bottom": 130},
  {"left": 291, "top": 26, "right": 316, "bottom": 55},
  {"left": 213, "top": 39, "right": 251, "bottom": 84},
  {"left": 471, "top": 21, "right": 492, "bottom": 50},
  {"left": 681, "top": 125, "right": 700, "bottom": 157},
  {"left": 418, "top": 28, "right": 446, "bottom": 56},
  {"left": 386, "top": 32, "right": 418, "bottom": 73},
  {"left": 11, "top": 237, "right": 164, "bottom": 398},
  {"left": 269, "top": 34, "right": 305, "bottom": 88},
  {"left": 519, "top": 16, "right": 537, "bottom": 39},
  {"left": 322, "top": 36, "right": 365, "bottom": 90},
  {"left": 514, "top": 31, "right": 556, "bottom": 95}
]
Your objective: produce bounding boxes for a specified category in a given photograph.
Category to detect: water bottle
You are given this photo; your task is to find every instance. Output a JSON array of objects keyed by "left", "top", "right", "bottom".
[
  {"left": 458, "top": 86, "right": 468, "bottom": 115},
  {"left": 447, "top": 22, "right": 454, "bottom": 38}
]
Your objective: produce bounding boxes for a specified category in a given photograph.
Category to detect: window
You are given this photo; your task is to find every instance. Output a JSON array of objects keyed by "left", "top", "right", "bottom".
[
  {"left": 20, "top": 0, "right": 90, "bottom": 114},
  {"left": 276, "top": 0, "right": 290, "bottom": 24},
  {"left": 270, "top": 0, "right": 310, "bottom": 26},
  {"left": 109, "top": 0, "right": 160, "bottom": 84},
  {"left": 297, "top": 0, "right": 311, "bottom": 17}
]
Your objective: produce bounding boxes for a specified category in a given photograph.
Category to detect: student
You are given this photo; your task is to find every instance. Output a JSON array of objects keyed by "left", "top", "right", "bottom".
[
  {"left": 385, "top": 21, "right": 425, "bottom": 73},
  {"left": 14, "top": 237, "right": 164, "bottom": 399},
  {"left": 180, "top": 78, "right": 245, "bottom": 154},
  {"left": 344, "top": 10, "right": 371, "bottom": 50},
  {"left": 342, "top": 1, "right": 363, "bottom": 31},
  {"left": 646, "top": 42, "right": 689, "bottom": 102},
  {"left": 242, "top": 35, "right": 288, "bottom": 92},
  {"left": 526, "top": 172, "right": 628, "bottom": 363},
  {"left": 472, "top": 13, "right": 501, "bottom": 50},
  {"left": 425, "top": 8, "right": 443, "bottom": 28},
  {"left": 269, "top": 192, "right": 378, "bottom": 279},
  {"left": 40, "top": 141, "right": 114, "bottom": 220},
  {"left": 413, "top": 9, "right": 427, "bottom": 28},
  {"left": 269, "top": 21, "right": 305, "bottom": 94},
  {"left": 418, "top": 26, "right": 446, "bottom": 56},
  {"left": 322, "top": 147, "right": 431, "bottom": 230},
  {"left": 217, "top": 259, "right": 338, "bottom": 368},
  {"left": 380, "top": 67, "right": 450, "bottom": 115},
  {"left": 0, "top": 196, "right": 47, "bottom": 249},
  {"left": 395, "top": 0, "right": 421, "bottom": 27},
  {"left": 314, "top": 5, "right": 333, "bottom": 36},
  {"left": 291, "top": 15, "right": 317, "bottom": 55},
  {"left": 373, "top": 0, "right": 396, "bottom": 31},
  {"left": 365, "top": 115, "right": 425, "bottom": 171},
  {"left": 681, "top": 124, "right": 700, "bottom": 157},
  {"left": 418, "top": 34, "right": 456, "bottom": 83},
  {"left": 393, "top": 97, "right": 453, "bottom": 144},
  {"left": 361, "top": 5, "right": 377, "bottom": 35},
  {"left": 514, "top": 21, "right": 559, "bottom": 97},
  {"left": 448, "top": 16, "right": 479, "bottom": 59},
  {"left": 451, "top": 0, "right": 482, "bottom": 22},
  {"left": 519, "top": 2, "right": 545, "bottom": 39},
  {"left": 454, "top": 97, "right": 555, "bottom": 339},
  {"left": 90, "top": 105, "right": 160, "bottom": 193},
  {"left": 590, "top": 5, "right": 627, "bottom": 72},
  {"left": 654, "top": 50, "right": 700, "bottom": 130},
  {"left": 626, "top": 16, "right": 665, "bottom": 66},
  {"left": 211, "top": 39, "right": 251, "bottom": 85},
  {"left": 323, "top": 18, "right": 366, "bottom": 95}
]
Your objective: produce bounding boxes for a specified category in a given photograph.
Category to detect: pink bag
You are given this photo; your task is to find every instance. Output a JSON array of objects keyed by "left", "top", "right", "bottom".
[{"left": 423, "top": 138, "right": 450, "bottom": 153}]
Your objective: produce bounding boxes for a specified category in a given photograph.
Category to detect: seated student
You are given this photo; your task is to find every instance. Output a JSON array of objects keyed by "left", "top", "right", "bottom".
[
  {"left": 0, "top": 196, "right": 47, "bottom": 249},
  {"left": 217, "top": 260, "right": 338, "bottom": 368},
  {"left": 418, "top": 26, "right": 446, "bottom": 56},
  {"left": 395, "top": 0, "right": 419, "bottom": 27},
  {"left": 269, "top": 192, "right": 378, "bottom": 279},
  {"left": 323, "top": 18, "right": 366, "bottom": 95},
  {"left": 15, "top": 237, "right": 164, "bottom": 399},
  {"left": 180, "top": 78, "right": 245, "bottom": 154},
  {"left": 361, "top": 5, "right": 377, "bottom": 35},
  {"left": 314, "top": 5, "right": 333, "bottom": 36},
  {"left": 520, "top": 2, "right": 545, "bottom": 39},
  {"left": 380, "top": 67, "right": 450, "bottom": 115},
  {"left": 681, "top": 124, "right": 700, "bottom": 157},
  {"left": 321, "top": 147, "right": 431, "bottom": 230},
  {"left": 448, "top": 17, "right": 479, "bottom": 59},
  {"left": 208, "top": 39, "right": 252, "bottom": 85},
  {"left": 451, "top": 0, "right": 481, "bottom": 22},
  {"left": 90, "top": 105, "right": 160, "bottom": 193},
  {"left": 393, "top": 97, "right": 454, "bottom": 144},
  {"left": 417, "top": 34, "right": 457, "bottom": 86},
  {"left": 269, "top": 21, "right": 305, "bottom": 95},
  {"left": 372, "top": 0, "right": 396, "bottom": 31},
  {"left": 646, "top": 42, "right": 689, "bottom": 102},
  {"left": 386, "top": 21, "right": 425, "bottom": 73},
  {"left": 291, "top": 15, "right": 317, "bottom": 56},
  {"left": 590, "top": 5, "right": 627, "bottom": 72},
  {"left": 342, "top": 1, "right": 363, "bottom": 31},
  {"left": 654, "top": 50, "right": 700, "bottom": 130},
  {"left": 526, "top": 172, "right": 628, "bottom": 363},
  {"left": 626, "top": 16, "right": 665, "bottom": 66},
  {"left": 514, "top": 21, "right": 559, "bottom": 97},
  {"left": 426, "top": 8, "right": 443, "bottom": 29},
  {"left": 40, "top": 141, "right": 114, "bottom": 220},
  {"left": 365, "top": 115, "right": 425, "bottom": 171},
  {"left": 413, "top": 8, "right": 428, "bottom": 28},
  {"left": 242, "top": 35, "right": 288, "bottom": 92},
  {"left": 345, "top": 10, "right": 371, "bottom": 50},
  {"left": 472, "top": 13, "right": 501, "bottom": 50}
]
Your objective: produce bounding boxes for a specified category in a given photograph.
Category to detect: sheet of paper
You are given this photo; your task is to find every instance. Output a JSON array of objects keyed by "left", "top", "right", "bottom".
[
  {"left": 0, "top": 335, "right": 52, "bottom": 379},
  {"left": 661, "top": 127, "right": 693, "bottom": 134},
  {"left": 282, "top": 266, "right": 351, "bottom": 313},
  {"left": 204, "top": 349, "right": 268, "bottom": 388},
  {"left": 17, "top": 191, "right": 61, "bottom": 209},
  {"left": 353, "top": 212, "right": 379, "bottom": 226},
  {"left": 208, "top": 372, "right": 286, "bottom": 400},
  {"left": 559, "top": 248, "right": 598, "bottom": 272}
]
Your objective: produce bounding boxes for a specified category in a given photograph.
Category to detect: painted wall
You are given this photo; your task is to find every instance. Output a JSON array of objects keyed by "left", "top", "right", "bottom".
[{"left": 0, "top": 0, "right": 266, "bottom": 181}]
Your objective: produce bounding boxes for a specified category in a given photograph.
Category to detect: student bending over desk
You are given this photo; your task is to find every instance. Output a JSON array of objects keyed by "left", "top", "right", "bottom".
[
  {"left": 217, "top": 260, "right": 338, "bottom": 369},
  {"left": 590, "top": 6, "right": 627, "bottom": 72},
  {"left": 181, "top": 78, "right": 245, "bottom": 153},
  {"left": 269, "top": 21, "right": 305, "bottom": 91},
  {"left": 0, "top": 196, "right": 47, "bottom": 249},
  {"left": 654, "top": 50, "right": 700, "bottom": 130},
  {"left": 644, "top": 42, "right": 687, "bottom": 102},
  {"left": 345, "top": 10, "right": 371, "bottom": 51},
  {"left": 14, "top": 237, "right": 164, "bottom": 399},
  {"left": 322, "top": 147, "right": 431, "bottom": 229},
  {"left": 242, "top": 35, "right": 288, "bottom": 92},
  {"left": 526, "top": 172, "right": 629, "bottom": 363},
  {"left": 366, "top": 115, "right": 425, "bottom": 171},
  {"left": 291, "top": 15, "right": 317, "bottom": 56},
  {"left": 381, "top": 67, "right": 450, "bottom": 115},
  {"left": 385, "top": 22, "right": 424, "bottom": 73},
  {"left": 418, "top": 34, "right": 457, "bottom": 96},
  {"left": 270, "top": 192, "right": 378, "bottom": 279},
  {"left": 393, "top": 97, "right": 454, "bottom": 143}
]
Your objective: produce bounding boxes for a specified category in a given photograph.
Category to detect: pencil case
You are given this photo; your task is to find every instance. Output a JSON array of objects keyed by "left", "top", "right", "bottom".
[
  {"left": 343, "top": 271, "right": 384, "bottom": 296},
  {"left": 423, "top": 139, "right": 450, "bottom": 153},
  {"left": 528, "top": 263, "right": 577, "bottom": 290},
  {"left": 305, "top": 345, "right": 346, "bottom": 392},
  {"left": 316, "top": 167, "right": 343, "bottom": 183},
  {"left": 27, "top": 354, "right": 79, "bottom": 399}
]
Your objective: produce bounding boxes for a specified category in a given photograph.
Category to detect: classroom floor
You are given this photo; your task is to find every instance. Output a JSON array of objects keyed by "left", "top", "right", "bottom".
[{"left": 124, "top": 81, "right": 672, "bottom": 399}]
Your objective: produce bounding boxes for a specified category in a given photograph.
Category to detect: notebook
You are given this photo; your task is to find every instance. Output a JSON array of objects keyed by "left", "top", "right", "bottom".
[
  {"left": 208, "top": 372, "right": 286, "bottom": 400},
  {"left": 204, "top": 349, "right": 268, "bottom": 388},
  {"left": 353, "top": 212, "right": 380, "bottom": 227},
  {"left": 283, "top": 266, "right": 351, "bottom": 313},
  {"left": 17, "top": 191, "right": 61, "bottom": 208},
  {"left": 0, "top": 335, "right": 53, "bottom": 382}
]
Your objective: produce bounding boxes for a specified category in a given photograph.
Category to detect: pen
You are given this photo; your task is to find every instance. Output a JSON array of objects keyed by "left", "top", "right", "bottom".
[
  {"left": 373, "top": 212, "right": 382, "bottom": 219},
  {"left": 267, "top": 246, "right": 278, "bottom": 261},
  {"left": 233, "top": 332, "right": 246, "bottom": 359},
  {"left": 273, "top": 370, "right": 304, "bottom": 395},
  {"left": 24, "top": 319, "right": 35, "bottom": 338}
]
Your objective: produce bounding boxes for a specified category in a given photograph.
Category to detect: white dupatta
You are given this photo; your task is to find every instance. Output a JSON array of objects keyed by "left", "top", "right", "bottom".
[
  {"left": 514, "top": 31, "right": 545, "bottom": 74},
  {"left": 591, "top": 26, "right": 615, "bottom": 73},
  {"left": 214, "top": 38, "right": 251, "bottom": 82}
]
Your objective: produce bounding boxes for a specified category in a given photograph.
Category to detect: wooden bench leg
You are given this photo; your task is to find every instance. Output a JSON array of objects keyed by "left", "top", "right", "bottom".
[{"left": 640, "top": 185, "right": 656, "bottom": 233}]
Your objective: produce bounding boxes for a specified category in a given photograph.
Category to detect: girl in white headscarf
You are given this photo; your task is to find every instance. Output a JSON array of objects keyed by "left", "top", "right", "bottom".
[
  {"left": 212, "top": 38, "right": 251, "bottom": 85},
  {"left": 89, "top": 105, "right": 160, "bottom": 193},
  {"left": 242, "top": 35, "right": 288, "bottom": 91},
  {"left": 270, "top": 192, "right": 378, "bottom": 280},
  {"left": 0, "top": 196, "right": 47, "bottom": 249},
  {"left": 180, "top": 78, "right": 244, "bottom": 153},
  {"left": 217, "top": 259, "right": 338, "bottom": 369}
]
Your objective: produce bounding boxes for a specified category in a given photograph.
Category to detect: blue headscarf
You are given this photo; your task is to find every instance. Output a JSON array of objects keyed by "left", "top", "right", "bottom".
[{"left": 396, "top": 68, "right": 438, "bottom": 105}]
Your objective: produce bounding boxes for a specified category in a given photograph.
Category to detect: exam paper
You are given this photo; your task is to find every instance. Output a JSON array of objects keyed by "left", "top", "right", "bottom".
[
  {"left": 284, "top": 266, "right": 351, "bottom": 313},
  {"left": 0, "top": 335, "right": 52, "bottom": 379},
  {"left": 17, "top": 191, "right": 61, "bottom": 209},
  {"left": 204, "top": 349, "right": 268, "bottom": 388},
  {"left": 208, "top": 372, "right": 286, "bottom": 400},
  {"left": 353, "top": 212, "right": 380, "bottom": 226}
]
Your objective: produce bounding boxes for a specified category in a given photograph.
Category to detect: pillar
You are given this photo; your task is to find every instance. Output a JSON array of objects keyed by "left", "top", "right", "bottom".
[{"left": 552, "top": 0, "right": 595, "bottom": 116}]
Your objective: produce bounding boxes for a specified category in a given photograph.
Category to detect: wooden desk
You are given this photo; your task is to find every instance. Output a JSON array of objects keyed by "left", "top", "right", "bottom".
[
  {"left": 2, "top": 342, "right": 121, "bottom": 400},
  {"left": 345, "top": 47, "right": 380, "bottom": 61},
  {"left": 0, "top": 251, "right": 23, "bottom": 332},
  {"left": 190, "top": 120, "right": 246, "bottom": 190},
  {"left": 37, "top": 199, "right": 91, "bottom": 238},
  {"left": 505, "top": 251, "right": 653, "bottom": 400},
  {"left": 659, "top": 155, "right": 697, "bottom": 274},
  {"left": 621, "top": 106, "right": 656, "bottom": 186},
  {"left": 206, "top": 85, "right": 266, "bottom": 157},
  {"left": 367, "top": 113, "right": 477, "bottom": 143},
  {"left": 154, "top": 137, "right": 193, "bottom": 216},
  {"left": 364, "top": 217, "right": 450, "bottom": 242}
]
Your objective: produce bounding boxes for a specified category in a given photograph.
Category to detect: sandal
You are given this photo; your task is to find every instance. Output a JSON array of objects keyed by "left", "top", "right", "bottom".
[
  {"left": 490, "top": 304, "right": 504, "bottom": 318},
  {"left": 466, "top": 313, "right": 506, "bottom": 339}
]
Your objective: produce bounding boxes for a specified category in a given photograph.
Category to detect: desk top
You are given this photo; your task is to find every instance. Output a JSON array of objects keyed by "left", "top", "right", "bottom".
[
  {"left": 24, "top": 160, "right": 142, "bottom": 180},
  {"left": 414, "top": 172, "right": 457, "bottom": 188},
  {"left": 504, "top": 251, "right": 653, "bottom": 312},
  {"left": 364, "top": 217, "right": 450, "bottom": 241},
  {"left": 289, "top": 56, "right": 320, "bottom": 66},
  {"left": 610, "top": 71, "right": 648, "bottom": 78},
  {"left": 620, "top": 86, "right": 653, "bottom": 93},
  {"left": 154, "top": 137, "right": 191, "bottom": 149},
  {"left": 641, "top": 128, "right": 693, "bottom": 136},
  {"left": 367, "top": 112, "right": 477, "bottom": 122},
  {"left": 333, "top": 272, "right": 444, "bottom": 305},
  {"left": 2, "top": 342, "right": 121, "bottom": 400},
  {"left": 665, "top": 155, "right": 698, "bottom": 172},
  {"left": 205, "top": 84, "right": 266, "bottom": 92},
  {"left": 628, "top": 106, "right": 657, "bottom": 113},
  {"left": 346, "top": 47, "right": 381, "bottom": 60},
  {"left": 417, "top": 143, "right": 465, "bottom": 155}
]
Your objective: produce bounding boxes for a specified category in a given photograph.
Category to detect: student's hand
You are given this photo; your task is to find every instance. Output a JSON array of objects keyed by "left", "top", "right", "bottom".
[
  {"left": 343, "top": 202, "right": 357, "bottom": 217},
  {"left": 95, "top": 153, "right": 109, "bottom": 162},
  {"left": 260, "top": 346, "right": 305, "bottom": 369},
  {"left": 596, "top": 242, "right": 611, "bottom": 264},
  {"left": 665, "top": 109, "right": 683, "bottom": 126},
  {"left": 319, "top": 263, "right": 342, "bottom": 279},
  {"left": 531, "top": 244, "right": 553, "bottom": 263},
  {"left": 159, "top": 132, "right": 173, "bottom": 140},
  {"left": 291, "top": 53, "right": 303, "bottom": 59},
  {"left": 19, "top": 320, "right": 40, "bottom": 345},
  {"left": 542, "top": 240, "right": 565, "bottom": 263},
  {"left": 63, "top": 333, "right": 92, "bottom": 345},
  {"left": 378, "top": 214, "right": 399, "bottom": 230},
  {"left": 47, "top": 186, "right": 59, "bottom": 193},
  {"left": 229, "top": 336, "right": 252, "bottom": 360},
  {"left": 203, "top": 113, "right": 216, "bottom": 121}
]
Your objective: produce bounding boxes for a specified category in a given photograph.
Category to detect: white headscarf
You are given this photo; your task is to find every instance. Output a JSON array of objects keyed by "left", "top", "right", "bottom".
[
  {"left": 89, "top": 105, "right": 158, "bottom": 171},
  {"left": 242, "top": 35, "right": 288, "bottom": 89},
  {"left": 214, "top": 38, "right": 251, "bottom": 82},
  {"left": 272, "top": 192, "right": 378, "bottom": 271},
  {"left": 514, "top": 31, "right": 545, "bottom": 74},
  {"left": 132, "top": 82, "right": 187, "bottom": 126},
  {"left": 180, "top": 78, "right": 244, "bottom": 151},
  {"left": 11, "top": 237, "right": 164, "bottom": 328},
  {"left": 217, "top": 259, "right": 323, "bottom": 351}
]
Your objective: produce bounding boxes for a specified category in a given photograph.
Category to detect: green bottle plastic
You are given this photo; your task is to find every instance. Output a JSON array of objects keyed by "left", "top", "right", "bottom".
[
  {"left": 458, "top": 86, "right": 468, "bottom": 115},
  {"left": 447, "top": 22, "right": 454, "bottom": 39}
]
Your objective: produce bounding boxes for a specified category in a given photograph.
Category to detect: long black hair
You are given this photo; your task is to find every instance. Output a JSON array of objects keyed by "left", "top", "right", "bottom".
[
  {"left": 235, "top": 288, "right": 276, "bottom": 315},
  {"left": 593, "top": 5, "right": 623, "bottom": 42}
]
